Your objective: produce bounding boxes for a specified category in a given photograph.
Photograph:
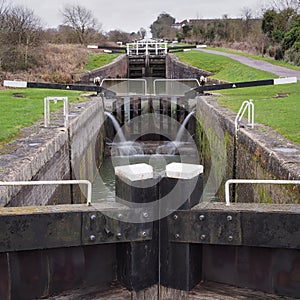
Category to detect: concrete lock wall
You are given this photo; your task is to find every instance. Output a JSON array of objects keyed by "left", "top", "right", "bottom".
[
  {"left": 196, "top": 96, "right": 300, "bottom": 204},
  {"left": 0, "top": 97, "right": 105, "bottom": 207},
  {"left": 80, "top": 54, "right": 128, "bottom": 83}
]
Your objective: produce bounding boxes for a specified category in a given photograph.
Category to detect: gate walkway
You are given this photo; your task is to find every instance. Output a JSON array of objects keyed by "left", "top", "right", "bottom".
[
  {"left": 198, "top": 49, "right": 300, "bottom": 80},
  {"left": 41, "top": 281, "right": 294, "bottom": 299}
]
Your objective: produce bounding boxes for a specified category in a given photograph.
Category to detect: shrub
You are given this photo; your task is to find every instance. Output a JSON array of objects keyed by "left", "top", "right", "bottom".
[{"left": 274, "top": 46, "right": 284, "bottom": 60}]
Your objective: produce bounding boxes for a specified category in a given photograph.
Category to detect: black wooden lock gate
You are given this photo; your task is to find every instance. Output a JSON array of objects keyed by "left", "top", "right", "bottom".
[{"left": 0, "top": 171, "right": 299, "bottom": 299}]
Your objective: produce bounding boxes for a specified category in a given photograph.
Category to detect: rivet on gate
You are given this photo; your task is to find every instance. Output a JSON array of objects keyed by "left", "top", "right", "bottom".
[
  {"left": 173, "top": 214, "right": 178, "bottom": 220},
  {"left": 175, "top": 234, "right": 180, "bottom": 239},
  {"left": 201, "top": 234, "right": 206, "bottom": 241},
  {"left": 118, "top": 213, "right": 123, "bottom": 219},
  {"left": 142, "top": 231, "right": 147, "bottom": 238},
  {"left": 228, "top": 235, "right": 233, "bottom": 242},
  {"left": 90, "top": 235, "right": 96, "bottom": 242},
  {"left": 143, "top": 212, "right": 149, "bottom": 219},
  {"left": 90, "top": 214, "right": 96, "bottom": 221},
  {"left": 227, "top": 215, "right": 233, "bottom": 221},
  {"left": 199, "top": 215, "right": 205, "bottom": 221},
  {"left": 117, "top": 233, "right": 122, "bottom": 239}
]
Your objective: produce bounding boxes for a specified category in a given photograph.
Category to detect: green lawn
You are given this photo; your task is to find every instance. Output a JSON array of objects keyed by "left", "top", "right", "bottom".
[
  {"left": 0, "top": 53, "right": 120, "bottom": 147},
  {"left": 1, "top": 49, "right": 299, "bottom": 147},
  {"left": 175, "top": 50, "right": 300, "bottom": 145},
  {"left": 219, "top": 83, "right": 300, "bottom": 143},
  {"left": 86, "top": 53, "right": 120, "bottom": 71},
  {"left": 0, "top": 89, "right": 82, "bottom": 144},
  {"left": 175, "top": 50, "right": 275, "bottom": 81}
]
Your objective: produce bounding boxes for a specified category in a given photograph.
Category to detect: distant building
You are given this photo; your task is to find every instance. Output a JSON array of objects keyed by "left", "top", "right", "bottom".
[{"left": 172, "top": 19, "right": 189, "bottom": 30}]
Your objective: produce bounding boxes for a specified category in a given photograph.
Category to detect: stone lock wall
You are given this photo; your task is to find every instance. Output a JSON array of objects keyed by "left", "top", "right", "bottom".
[
  {"left": 80, "top": 54, "right": 128, "bottom": 83},
  {"left": 0, "top": 97, "right": 105, "bottom": 207},
  {"left": 68, "top": 98, "right": 105, "bottom": 203},
  {"left": 196, "top": 96, "right": 300, "bottom": 204}
]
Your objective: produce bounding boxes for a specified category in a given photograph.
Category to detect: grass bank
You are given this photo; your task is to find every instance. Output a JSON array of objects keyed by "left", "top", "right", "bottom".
[
  {"left": 85, "top": 53, "right": 120, "bottom": 71},
  {"left": 220, "top": 83, "right": 300, "bottom": 143},
  {"left": 0, "top": 89, "right": 82, "bottom": 145},
  {"left": 0, "top": 51, "right": 119, "bottom": 147},
  {"left": 175, "top": 50, "right": 300, "bottom": 145},
  {"left": 175, "top": 50, "right": 275, "bottom": 81}
]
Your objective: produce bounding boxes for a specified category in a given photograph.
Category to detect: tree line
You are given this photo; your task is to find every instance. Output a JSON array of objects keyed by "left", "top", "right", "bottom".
[
  {"left": 0, "top": 1, "right": 146, "bottom": 72},
  {"left": 1, "top": 0, "right": 300, "bottom": 73},
  {"left": 150, "top": 1, "right": 300, "bottom": 65}
]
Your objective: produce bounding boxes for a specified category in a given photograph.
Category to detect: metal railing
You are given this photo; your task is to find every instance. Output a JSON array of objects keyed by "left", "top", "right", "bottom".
[
  {"left": 0, "top": 180, "right": 92, "bottom": 206},
  {"left": 44, "top": 97, "right": 69, "bottom": 128},
  {"left": 153, "top": 79, "right": 200, "bottom": 95},
  {"left": 100, "top": 78, "right": 148, "bottom": 95},
  {"left": 126, "top": 41, "right": 168, "bottom": 55},
  {"left": 235, "top": 100, "right": 254, "bottom": 137},
  {"left": 225, "top": 179, "right": 300, "bottom": 206}
]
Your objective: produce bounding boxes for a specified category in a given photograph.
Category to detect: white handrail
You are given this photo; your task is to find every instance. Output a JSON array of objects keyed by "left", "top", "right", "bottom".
[
  {"left": 0, "top": 180, "right": 92, "bottom": 206},
  {"left": 126, "top": 41, "right": 168, "bottom": 55},
  {"left": 225, "top": 179, "right": 300, "bottom": 206},
  {"left": 44, "top": 97, "right": 68, "bottom": 128},
  {"left": 235, "top": 100, "right": 254, "bottom": 137},
  {"left": 153, "top": 79, "right": 201, "bottom": 95},
  {"left": 100, "top": 78, "right": 148, "bottom": 95}
]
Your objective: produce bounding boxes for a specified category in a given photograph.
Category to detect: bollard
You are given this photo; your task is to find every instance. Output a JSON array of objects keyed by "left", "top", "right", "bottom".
[
  {"left": 114, "top": 163, "right": 159, "bottom": 291},
  {"left": 160, "top": 162, "right": 204, "bottom": 291},
  {"left": 115, "top": 163, "right": 158, "bottom": 206},
  {"left": 163, "top": 162, "right": 203, "bottom": 209}
]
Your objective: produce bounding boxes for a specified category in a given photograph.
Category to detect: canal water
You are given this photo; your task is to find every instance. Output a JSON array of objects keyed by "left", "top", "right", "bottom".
[
  {"left": 91, "top": 154, "right": 184, "bottom": 203},
  {"left": 91, "top": 78, "right": 200, "bottom": 204}
]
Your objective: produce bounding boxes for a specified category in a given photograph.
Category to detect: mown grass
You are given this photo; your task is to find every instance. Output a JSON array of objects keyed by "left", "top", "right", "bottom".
[
  {"left": 175, "top": 50, "right": 300, "bottom": 145},
  {"left": 1, "top": 49, "right": 299, "bottom": 147},
  {"left": 175, "top": 50, "right": 275, "bottom": 81},
  {"left": 0, "top": 52, "right": 119, "bottom": 147},
  {"left": 220, "top": 83, "right": 300, "bottom": 143},
  {"left": 0, "top": 89, "right": 82, "bottom": 145},
  {"left": 86, "top": 53, "right": 120, "bottom": 71}
]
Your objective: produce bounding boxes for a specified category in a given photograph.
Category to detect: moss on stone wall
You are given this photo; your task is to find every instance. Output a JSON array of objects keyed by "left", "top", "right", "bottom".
[{"left": 195, "top": 96, "right": 300, "bottom": 204}]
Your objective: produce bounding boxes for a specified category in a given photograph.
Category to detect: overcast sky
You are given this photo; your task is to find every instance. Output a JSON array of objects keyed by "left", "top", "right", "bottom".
[{"left": 12, "top": 0, "right": 270, "bottom": 34}]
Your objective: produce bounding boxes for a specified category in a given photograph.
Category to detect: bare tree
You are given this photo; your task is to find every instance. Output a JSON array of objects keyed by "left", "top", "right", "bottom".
[
  {"left": 107, "top": 30, "right": 131, "bottom": 44},
  {"left": 271, "top": 0, "right": 300, "bottom": 12},
  {"left": 0, "top": 4, "right": 43, "bottom": 71},
  {"left": 0, "top": 0, "right": 9, "bottom": 70},
  {"left": 0, "top": 0, "right": 10, "bottom": 35},
  {"left": 4, "top": 6, "right": 42, "bottom": 45},
  {"left": 0, "top": 0, "right": 9, "bottom": 17},
  {"left": 61, "top": 4, "right": 101, "bottom": 44},
  {"left": 241, "top": 7, "right": 253, "bottom": 37}
]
